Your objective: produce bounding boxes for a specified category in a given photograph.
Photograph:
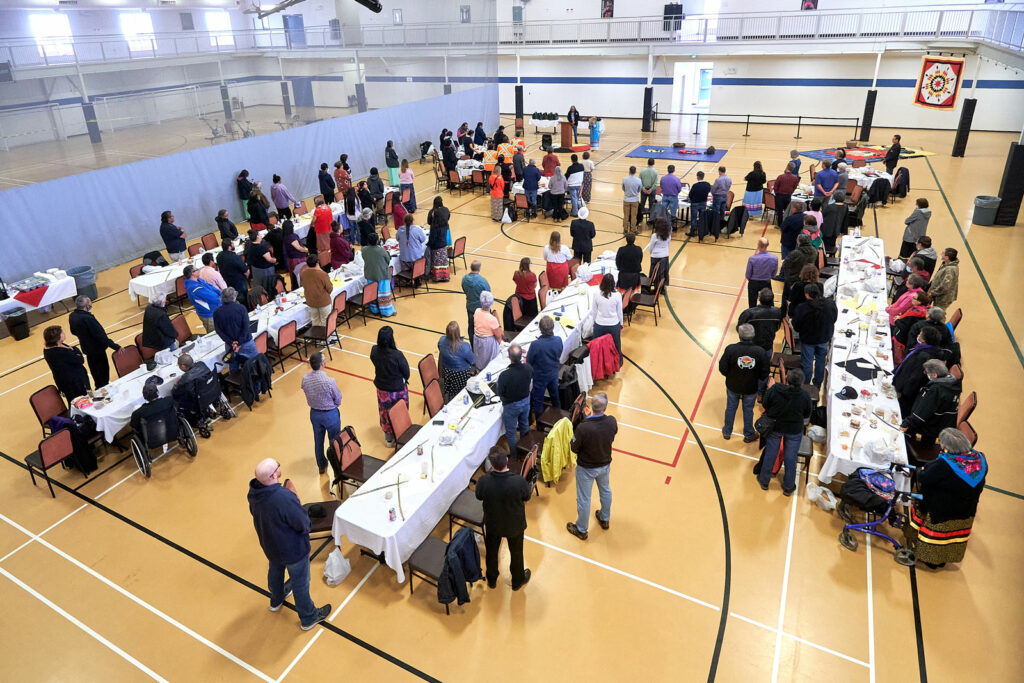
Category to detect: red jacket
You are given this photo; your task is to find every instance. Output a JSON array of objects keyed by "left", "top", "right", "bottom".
[
  {"left": 587, "top": 333, "right": 620, "bottom": 380},
  {"left": 313, "top": 206, "right": 333, "bottom": 234}
]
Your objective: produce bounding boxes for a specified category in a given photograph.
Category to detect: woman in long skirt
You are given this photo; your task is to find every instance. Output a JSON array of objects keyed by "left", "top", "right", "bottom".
[
  {"left": 426, "top": 196, "right": 451, "bottom": 282},
  {"left": 543, "top": 230, "right": 572, "bottom": 290},
  {"left": 589, "top": 116, "right": 600, "bottom": 150},
  {"left": 581, "top": 151, "right": 595, "bottom": 203},
  {"left": 472, "top": 291, "right": 503, "bottom": 371},
  {"left": 361, "top": 234, "right": 397, "bottom": 317},
  {"left": 438, "top": 321, "right": 476, "bottom": 401},
  {"left": 399, "top": 159, "right": 417, "bottom": 212},
  {"left": 903, "top": 428, "right": 987, "bottom": 568},
  {"left": 370, "top": 326, "right": 410, "bottom": 447},
  {"left": 743, "top": 160, "right": 767, "bottom": 218},
  {"left": 489, "top": 170, "right": 505, "bottom": 221},
  {"left": 385, "top": 140, "right": 400, "bottom": 187}
]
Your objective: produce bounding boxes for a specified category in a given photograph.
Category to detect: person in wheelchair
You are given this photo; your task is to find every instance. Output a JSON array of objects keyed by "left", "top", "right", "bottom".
[
  {"left": 131, "top": 382, "right": 180, "bottom": 449},
  {"left": 171, "top": 353, "right": 232, "bottom": 437}
]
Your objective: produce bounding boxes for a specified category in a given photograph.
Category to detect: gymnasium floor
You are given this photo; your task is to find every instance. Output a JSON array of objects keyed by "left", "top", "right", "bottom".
[
  {"left": 0, "top": 104, "right": 353, "bottom": 190},
  {"left": 0, "top": 116, "right": 1021, "bottom": 682}
]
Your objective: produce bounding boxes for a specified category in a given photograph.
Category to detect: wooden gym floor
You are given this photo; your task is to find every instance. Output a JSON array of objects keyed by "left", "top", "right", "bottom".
[{"left": 0, "top": 116, "right": 1021, "bottom": 682}]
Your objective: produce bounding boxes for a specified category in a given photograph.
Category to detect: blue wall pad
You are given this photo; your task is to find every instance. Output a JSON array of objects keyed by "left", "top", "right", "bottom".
[
  {"left": 0, "top": 85, "right": 498, "bottom": 280},
  {"left": 624, "top": 145, "right": 728, "bottom": 163}
]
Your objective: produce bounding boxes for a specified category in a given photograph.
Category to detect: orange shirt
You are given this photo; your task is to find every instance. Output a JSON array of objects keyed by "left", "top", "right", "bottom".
[
  {"left": 483, "top": 149, "right": 498, "bottom": 171},
  {"left": 313, "top": 205, "right": 333, "bottom": 234},
  {"left": 334, "top": 168, "right": 351, "bottom": 196},
  {"left": 489, "top": 174, "right": 505, "bottom": 199}
]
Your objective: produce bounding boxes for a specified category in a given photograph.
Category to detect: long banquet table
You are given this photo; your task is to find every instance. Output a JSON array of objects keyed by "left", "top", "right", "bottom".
[
  {"left": 818, "top": 235, "right": 909, "bottom": 489},
  {"left": 331, "top": 254, "right": 619, "bottom": 582}
]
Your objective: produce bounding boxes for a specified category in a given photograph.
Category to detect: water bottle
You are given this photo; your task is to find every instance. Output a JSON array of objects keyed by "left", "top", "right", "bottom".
[{"left": 560, "top": 304, "right": 565, "bottom": 314}]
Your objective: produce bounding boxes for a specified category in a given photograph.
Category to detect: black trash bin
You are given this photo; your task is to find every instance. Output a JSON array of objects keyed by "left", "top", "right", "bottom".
[
  {"left": 3, "top": 306, "right": 29, "bottom": 340},
  {"left": 972, "top": 196, "right": 1001, "bottom": 226}
]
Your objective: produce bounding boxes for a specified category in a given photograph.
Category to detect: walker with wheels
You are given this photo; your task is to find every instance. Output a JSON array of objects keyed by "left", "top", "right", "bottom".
[{"left": 836, "top": 463, "right": 918, "bottom": 567}]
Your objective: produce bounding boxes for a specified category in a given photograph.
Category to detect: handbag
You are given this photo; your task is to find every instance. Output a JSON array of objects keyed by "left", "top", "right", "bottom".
[{"left": 754, "top": 413, "right": 776, "bottom": 436}]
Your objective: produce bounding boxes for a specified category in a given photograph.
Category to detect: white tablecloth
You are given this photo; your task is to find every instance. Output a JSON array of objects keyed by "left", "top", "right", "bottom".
[
  {"left": 848, "top": 167, "right": 893, "bottom": 189},
  {"left": 818, "top": 236, "right": 908, "bottom": 488},
  {"left": 0, "top": 275, "right": 77, "bottom": 314},
  {"left": 456, "top": 159, "right": 483, "bottom": 180},
  {"left": 128, "top": 248, "right": 230, "bottom": 302},
  {"left": 528, "top": 118, "right": 559, "bottom": 130},
  {"left": 71, "top": 334, "right": 226, "bottom": 442},
  {"left": 331, "top": 255, "right": 618, "bottom": 581}
]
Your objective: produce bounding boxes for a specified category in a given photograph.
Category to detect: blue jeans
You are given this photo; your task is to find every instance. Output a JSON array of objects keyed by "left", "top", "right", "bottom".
[
  {"left": 758, "top": 431, "right": 803, "bottom": 492},
  {"left": 530, "top": 374, "right": 560, "bottom": 422},
  {"left": 712, "top": 194, "right": 727, "bottom": 227},
  {"left": 663, "top": 195, "right": 679, "bottom": 224},
  {"left": 575, "top": 464, "right": 612, "bottom": 533},
  {"left": 310, "top": 408, "right": 341, "bottom": 470},
  {"left": 569, "top": 186, "right": 581, "bottom": 216},
  {"left": 801, "top": 342, "right": 828, "bottom": 386},
  {"left": 780, "top": 245, "right": 792, "bottom": 260},
  {"left": 226, "top": 339, "right": 258, "bottom": 372},
  {"left": 525, "top": 189, "right": 538, "bottom": 207},
  {"left": 690, "top": 204, "right": 708, "bottom": 236},
  {"left": 723, "top": 389, "right": 756, "bottom": 439},
  {"left": 268, "top": 556, "right": 317, "bottom": 626},
  {"left": 502, "top": 397, "right": 531, "bottom": 454}
]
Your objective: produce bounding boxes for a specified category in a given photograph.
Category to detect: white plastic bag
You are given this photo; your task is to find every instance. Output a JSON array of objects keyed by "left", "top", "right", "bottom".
[
  {"left": 501, "top": 208, "right": 512, "bottom": 224},
  {"left": 806, "top": 482, "right": 838, "bottom": 512},
  {"left": 324, "top": 548, "right": 351, "bottom": 586}
]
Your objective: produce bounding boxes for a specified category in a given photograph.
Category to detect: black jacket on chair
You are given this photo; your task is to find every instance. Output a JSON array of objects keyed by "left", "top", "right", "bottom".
[
  {"left": 240, "top": 353, "right": 274, "bottom": 409},
  {"left": 475, "top": 470, "right": 532, "bottom": 537},
  {"left": 438, "top": 527, "right": 483, "bottom": 606}
]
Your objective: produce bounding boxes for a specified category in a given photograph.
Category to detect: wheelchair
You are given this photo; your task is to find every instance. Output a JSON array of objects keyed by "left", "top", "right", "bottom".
[
  {"left": 130, "top": 411, "right": 198, "bottom": 479},
  {"left": 178, "top": 368, "right": 236, "bottom": 439}
]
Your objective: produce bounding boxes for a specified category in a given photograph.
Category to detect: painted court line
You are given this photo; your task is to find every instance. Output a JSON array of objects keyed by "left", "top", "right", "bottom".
[
  {"left": 770, "top": 490, "right": 799, "bottom": 683},
  {"left": 0, "top": 513, "right": 275, "bottom": 682},
  {"left": 276, "top": 563, "right": 379, "bottom": 682},
  {"left": 728, "top": 612, "right": 869, "bottom": 668},
  {"left": 866, "top": 535, "right": 876, "bottom": 683},
  {"left": 0, "top": 567, "right": 168, "bottom": 681}
]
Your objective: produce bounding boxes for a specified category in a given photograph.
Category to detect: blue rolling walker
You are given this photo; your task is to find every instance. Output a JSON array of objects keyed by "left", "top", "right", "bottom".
[{"left": 836, "top": 463, "right": 919, "bottom": 567}]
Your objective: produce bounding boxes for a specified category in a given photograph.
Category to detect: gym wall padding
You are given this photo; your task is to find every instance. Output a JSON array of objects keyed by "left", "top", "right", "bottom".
[{"left": 0, "top": 85, "right": 498, "bottom": 281}]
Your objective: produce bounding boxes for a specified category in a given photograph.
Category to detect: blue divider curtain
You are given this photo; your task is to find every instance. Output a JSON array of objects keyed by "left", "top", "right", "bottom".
[{"left": 0, "top": 85, "right": 498, "bottom": 280}]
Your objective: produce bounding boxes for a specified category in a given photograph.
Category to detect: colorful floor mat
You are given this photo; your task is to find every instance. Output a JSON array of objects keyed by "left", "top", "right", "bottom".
[
  {"left": 799, "top": 146, "right": 935, "bottom": 164},
  {"left": 624, "top": 145, "right": 728, "bottom": 163}
]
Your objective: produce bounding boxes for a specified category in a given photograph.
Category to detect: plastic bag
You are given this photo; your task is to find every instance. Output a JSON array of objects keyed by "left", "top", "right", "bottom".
[
  {"left": 324, "top": 548, "right": 351, "bottom": 586},
  {"left": 501, "top": 208, "right": 512, "bottom": 224},
  {"left": 806, "top": 482, "right": 838, "bottom": 512}
]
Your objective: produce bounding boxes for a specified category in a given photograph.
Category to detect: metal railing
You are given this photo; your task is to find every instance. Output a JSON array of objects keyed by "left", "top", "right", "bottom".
[{"left": 0, "top": 6, "right": 1020, "bottom": 70}]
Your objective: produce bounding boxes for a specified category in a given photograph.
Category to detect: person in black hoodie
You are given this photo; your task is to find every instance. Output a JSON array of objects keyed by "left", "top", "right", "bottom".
[
  {"left": 893, "top": 326, "right": 943, "bottom": 415},
  {"left": 42, "top": 325, "right": 90, "bottom": 401},
  {"left": 475, "top": 447, "right": 533, "bottom": 590},
  {"left": 719, "top": 324, "right": 770, "bottom": 442},
  {"left": 216, "top": 209, "right": 238, "bottom": 241},
  {"left": 141, "top": 294, "right": 177, "bottom": 351},
  {"left": 756, "top": 368, "right": 813, "bottom": 494},
  {"left": 737, "top": 288, "right": 783, "bottom": 360},
  {"left": 902, "top": 359, "right": 961, "bottom": 449},
  {"left": 615, "top": 233, "right": 644, "bottom": 291},
  {"left": 791, "top": 283, "right": 837, "bottom": 387},
  {"left": 318, "top": 162, "right": 336, "bottom": 204},
  {"left": 68, "top": 296, "right": 120, "bottom": 388},
  {"left": 569, "top": 206, "right": 596, "bottom": 263},
  {"left": 248, "top": 458, "right": 330, "bottom": 630},
  {"left": 778, "top": 201, "right": 805, "bottom": 260}
]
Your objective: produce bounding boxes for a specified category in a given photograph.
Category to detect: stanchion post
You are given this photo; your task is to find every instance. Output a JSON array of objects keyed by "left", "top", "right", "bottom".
[
  {"left": 694, "top": 112, "right": 700, "bottom": 135},
  {"left": 794, "top": 115, "right": 802, "bottom": 140},
  {"left": 743, "top": 113, "right": 751, "bottom": 137}
]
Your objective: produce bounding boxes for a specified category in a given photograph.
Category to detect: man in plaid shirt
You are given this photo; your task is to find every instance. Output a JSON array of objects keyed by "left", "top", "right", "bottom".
[{"left": 301, "top": 352, "right": 342, "bottom": 475}]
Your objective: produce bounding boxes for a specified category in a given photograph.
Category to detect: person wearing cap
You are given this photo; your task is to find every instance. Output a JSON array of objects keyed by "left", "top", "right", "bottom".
[
  {"left": 183, "top": 265, "right": 222, "bottom": 334},
  {"left": 569, "top": 207, "right": 596, "bottom": 264}
]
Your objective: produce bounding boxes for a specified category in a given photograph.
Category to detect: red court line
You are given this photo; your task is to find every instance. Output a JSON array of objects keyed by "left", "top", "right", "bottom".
[
  {"left": 670, "top": 223, "right": 770, "bottom": 468},
  {"left": 294, "top": 358, "right": 424, "bottom": 396},
  {"left": 612, "top": 446, "right": 673, "bottom": 466}
]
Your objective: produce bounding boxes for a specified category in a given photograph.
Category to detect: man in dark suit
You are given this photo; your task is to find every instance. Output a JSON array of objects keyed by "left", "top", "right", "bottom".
[
  {"left": 475, "top": 447, "right": 533, "bottom": 590},
  {"left": 68, "top": 296, "right": 120, "bottom": 388}
]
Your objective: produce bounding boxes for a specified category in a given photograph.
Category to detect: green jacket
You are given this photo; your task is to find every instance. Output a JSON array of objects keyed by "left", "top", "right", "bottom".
[
  {"left": 362, "top": 245, "right": 391, "bottom": 282},
  {"left": 639, "top": 166, "right": 659, "bottom": 191}
]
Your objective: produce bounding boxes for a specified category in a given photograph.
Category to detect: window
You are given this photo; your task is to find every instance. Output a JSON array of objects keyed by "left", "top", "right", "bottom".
[
  {"left": 29, "top": 13, "right": 73, "bottom": 59},
  {"left": 120, "top": 12, "right": 154, "bottom": 52},
  {"left": 460, "top": 6, "right": 471, "bottom": 23},
  {"left": 206, "top": 10, "right": 234, "bottom": 47},
  {"left": 698, "top": 68, "right": 712, "bottom": 106},
  {"left": 393, "top": 9, "right": 403, "bottom": 26}
]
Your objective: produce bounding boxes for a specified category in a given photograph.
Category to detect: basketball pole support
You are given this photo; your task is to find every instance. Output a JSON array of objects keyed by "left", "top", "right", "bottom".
[{"left": 952, "top": 57, "right": 983, "bottom": 158}]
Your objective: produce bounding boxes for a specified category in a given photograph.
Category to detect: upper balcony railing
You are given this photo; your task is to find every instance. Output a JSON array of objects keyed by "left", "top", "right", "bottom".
[{"left": 0, "top": 5, "right": 1020, "bottom": 70}]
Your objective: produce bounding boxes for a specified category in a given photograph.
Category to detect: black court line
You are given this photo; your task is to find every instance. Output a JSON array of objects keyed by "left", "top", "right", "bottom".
[
  {"left": 0, "top": 450, "right": 441, "bottom": 682},
  {"left": 908, "top": 565, "right": 928, "bottom": 683}
]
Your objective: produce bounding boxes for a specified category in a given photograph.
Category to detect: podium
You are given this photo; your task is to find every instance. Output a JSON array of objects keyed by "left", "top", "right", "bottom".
[{"left": 560, "top": 121, "right": 574, "bottom": 149}]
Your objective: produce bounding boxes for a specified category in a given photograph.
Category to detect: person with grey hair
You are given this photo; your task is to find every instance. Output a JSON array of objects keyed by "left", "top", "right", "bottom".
[
  {"left": 461, "top": 260, "right": 490, "bottom": 348},
  {"left": 213, "top": 286, "right": 257, "bottom": 372},
  {"left": 68, "top": 295, "right": 120, "bottom": 388},
  {"left": 834, "top": 162, "right": 849, "bottom": 197},
  {"left": 301, "top": 351, "right": 342, "bottom": 475},
  {"left": 903, "top": 427, "right": 987, "bottom": 569},
  {"left": 357, "top": 207, "right": 377, "bottom": 246},
  {"left": 718, "top": 323, "right": 770, "bottom": 442},
  {"left": 473, "top": 290, "right": 504, "bottom": 370},
  {"left": 567, "top": 392, "right": 617, "bottom": 540},
  {"left": 901, "top": 359, "right": 962, "bottom": 451},
  {"left": 141, "top": 292, "right": 177, "bottom": 352},
  {"left": 171, "top": 352, "right": 217, "bottom": 424},
  {"left": 248, "top": 457, "right": 331, "bottom": 629},
  {"left": 496, "top": 343, "right": 533, "bottom": 455},
  {"left": 907, "top": 306, "right": 953, "bottom": 353}
]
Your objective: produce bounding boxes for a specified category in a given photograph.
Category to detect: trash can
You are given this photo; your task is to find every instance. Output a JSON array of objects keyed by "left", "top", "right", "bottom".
[
  {"left": 67, "top": 266, "right": 98, "bottom": 300},
  {"left": 3, "top": 306, "right": 29, "bottom": 341},
  {"left": 973, "top": 196, "right": 1001, "bottom": 226}
]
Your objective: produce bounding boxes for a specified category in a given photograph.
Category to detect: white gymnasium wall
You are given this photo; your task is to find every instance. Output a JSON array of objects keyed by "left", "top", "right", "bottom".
[
  {"left": 710, "top": 53, "right": 1024, "bottom": 133},
  {"left": 498, "top": 55, "right": 674, "bottom": 119}
]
